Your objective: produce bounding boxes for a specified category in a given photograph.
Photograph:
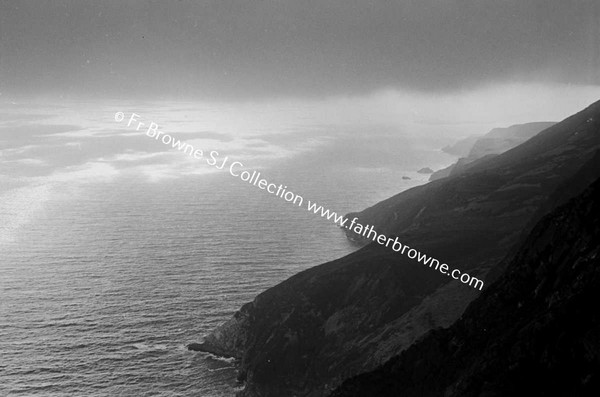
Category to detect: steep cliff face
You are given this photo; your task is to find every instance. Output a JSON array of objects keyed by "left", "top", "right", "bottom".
[
  {"left": 195, "top": 100, "right": 600, "bottom": 397},
  {"left": 331, "top": 176, "right": 600, "bottom": 397},
  {"left": 429, "top": 122, "right": 555, "bottom": 181}
]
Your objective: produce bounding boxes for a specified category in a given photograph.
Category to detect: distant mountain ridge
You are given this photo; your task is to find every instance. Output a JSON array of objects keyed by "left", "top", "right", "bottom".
[
  {"left": 441, "top": 135, "right": 480, "bottom": 157},
  {"left": 430, "top": 122, "right": 555, "bottom": 181},
  {"left": 193, "top": 100, "right": 600, "bottom": 397}
]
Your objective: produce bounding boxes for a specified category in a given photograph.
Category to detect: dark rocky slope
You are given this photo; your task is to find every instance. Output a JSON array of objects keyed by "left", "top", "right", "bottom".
[
  {"left": 194, "top": 100, "right": 600, "bottom": 397},
  {"left": 331, "top": 175, "right": 600, "bottom": 397},
  {"left": 429, "top": 122, "right": 555, "bottom": 181}
]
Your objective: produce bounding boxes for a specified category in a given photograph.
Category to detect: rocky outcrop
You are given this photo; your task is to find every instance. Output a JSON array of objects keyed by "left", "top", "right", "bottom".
[
  {"left": 430, "top": 121, "right": 555, "bottom": 181},
  {"left": 187, "top": 303, "right": 252, "bottom": 359},
  {"left": 196, "top": 100, "right": 600, "bottom": 397},
  {"left": 417, "top": 167, "right": 434, "bottom": 174},
  {"left": 331, "top": 175, "right": 600, "bottom": 397}
]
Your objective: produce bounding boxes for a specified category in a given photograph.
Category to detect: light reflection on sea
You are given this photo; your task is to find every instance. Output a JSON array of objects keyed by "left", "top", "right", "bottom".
[{"left": 0, "top": 101, "right": 447, "bottom": 396}]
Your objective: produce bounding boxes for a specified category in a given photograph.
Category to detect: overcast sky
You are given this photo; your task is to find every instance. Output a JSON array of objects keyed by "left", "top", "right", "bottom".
[{"left": 0, "top": 0, "right": 599, "bottom": 100}]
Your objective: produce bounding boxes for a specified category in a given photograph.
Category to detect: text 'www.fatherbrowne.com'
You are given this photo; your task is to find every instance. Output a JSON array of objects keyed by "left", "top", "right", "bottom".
[{"left": 114, "top": 111, "right": 484, "bottom": 290}]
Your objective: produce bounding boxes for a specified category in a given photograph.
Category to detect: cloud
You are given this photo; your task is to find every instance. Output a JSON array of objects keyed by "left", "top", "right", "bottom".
[{"left": 1, "top": 0, "right": 598, "bottom": 99}]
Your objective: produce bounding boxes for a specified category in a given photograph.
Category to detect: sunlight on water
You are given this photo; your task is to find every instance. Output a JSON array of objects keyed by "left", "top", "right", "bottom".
[{"left": 0, "top": 100, "right": 442, "bottom": 395}]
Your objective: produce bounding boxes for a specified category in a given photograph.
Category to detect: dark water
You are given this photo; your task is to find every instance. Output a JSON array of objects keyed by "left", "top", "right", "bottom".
[{"left": 0, "top": 102, "right": 449, "bottom": 396}]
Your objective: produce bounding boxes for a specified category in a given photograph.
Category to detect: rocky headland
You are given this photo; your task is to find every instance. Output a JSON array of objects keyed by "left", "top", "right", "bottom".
[{"left": 429, "top": 121, "right": 555, "bottom": 181}]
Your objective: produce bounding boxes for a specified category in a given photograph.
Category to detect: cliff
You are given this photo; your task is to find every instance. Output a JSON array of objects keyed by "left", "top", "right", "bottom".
[
  {"left": 430, "top": 122, "right": 555, "bottom": 181},
  {"left": 441, "top": 135, "right": 480, "bottom": 157},
  {"left": 331, "top": 174, "right": 600, "bottom": 397},
  {"left": 194, "top": 100, "right": 600, "bottom": 396}
]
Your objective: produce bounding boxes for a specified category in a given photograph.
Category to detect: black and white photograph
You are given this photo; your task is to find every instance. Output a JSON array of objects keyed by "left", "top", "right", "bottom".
[{"left": 1, "top": 1, "right": 599, "bottom": 396}]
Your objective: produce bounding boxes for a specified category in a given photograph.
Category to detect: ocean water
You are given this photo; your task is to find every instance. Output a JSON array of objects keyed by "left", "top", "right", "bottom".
[{"left": 0, "top": 100, "right": 452, "bottom": 396}]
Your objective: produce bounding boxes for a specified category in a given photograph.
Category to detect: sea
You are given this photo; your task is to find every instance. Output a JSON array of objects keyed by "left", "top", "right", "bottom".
[{"left": 0, "top": 99, "right": 455, "bottom": 396}]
